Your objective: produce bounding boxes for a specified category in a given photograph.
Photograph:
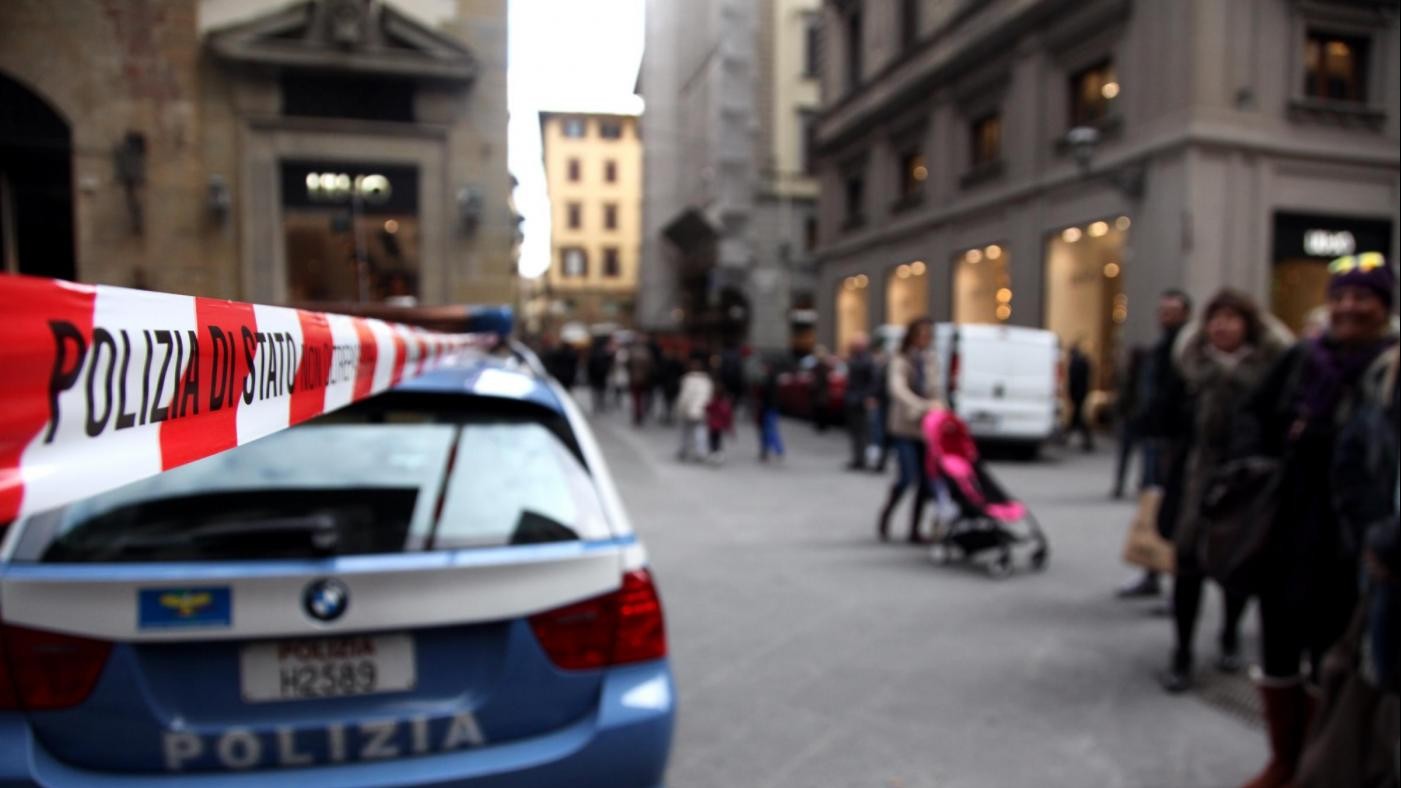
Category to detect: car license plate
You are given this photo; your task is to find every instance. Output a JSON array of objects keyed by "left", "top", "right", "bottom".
[{"left": 240, "top": 634, "right": 415, "bottom": 703}]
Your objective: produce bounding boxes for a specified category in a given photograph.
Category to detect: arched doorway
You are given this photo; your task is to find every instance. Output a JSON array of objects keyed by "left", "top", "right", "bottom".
[{"left": 0, "top": 72, "right": 75, "bottom": 280}]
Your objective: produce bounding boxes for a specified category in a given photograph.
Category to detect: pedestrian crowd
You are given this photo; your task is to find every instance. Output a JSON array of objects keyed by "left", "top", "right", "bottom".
[
  {"left": 533, "top": 252, "right": 1399, "bottom": 787},
  {"left": 537, "top": 332, "right": 788, "bottom": 466},
  {"left": 1112, "top": 257, "right": 1399, "bottom": 787}
]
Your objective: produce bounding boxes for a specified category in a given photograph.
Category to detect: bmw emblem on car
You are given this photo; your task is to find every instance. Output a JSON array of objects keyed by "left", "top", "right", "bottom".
[{"left": 303, "top": 578, "right": 350, "bottom": 622}]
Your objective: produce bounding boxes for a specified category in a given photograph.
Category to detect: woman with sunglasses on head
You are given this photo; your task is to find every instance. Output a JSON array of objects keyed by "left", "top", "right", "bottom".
[{"left": 1237, "top": 253, "right": 1398, "bottom": 788}]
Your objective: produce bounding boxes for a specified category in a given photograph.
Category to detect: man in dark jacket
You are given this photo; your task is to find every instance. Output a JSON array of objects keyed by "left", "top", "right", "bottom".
[
  {"left": 843, "top": 333, "right": 877, "bottom": 470},
  {"left": 1119, "top": 289, "right": 1192, "bottom": 599},
  {"left": 1066, "top": 342, "right": 1094, "bottom": 451}
]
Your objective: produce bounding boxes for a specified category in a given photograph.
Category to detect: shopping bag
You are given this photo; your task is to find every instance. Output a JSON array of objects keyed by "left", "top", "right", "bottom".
[
  {"left": 1294, "top": 597, "right": 1401, "bottom": 788},
  {"left": 1121, "top": 489, "right": 1175, "bottom": 574}
]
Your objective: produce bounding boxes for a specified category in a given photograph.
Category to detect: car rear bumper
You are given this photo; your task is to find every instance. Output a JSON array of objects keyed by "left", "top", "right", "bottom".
[{"left": 0, "top": 662, "right": 673, "bottom": 788}]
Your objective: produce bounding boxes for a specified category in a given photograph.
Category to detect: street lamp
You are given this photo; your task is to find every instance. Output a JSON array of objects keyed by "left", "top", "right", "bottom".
[{"left": 1066, "top": 125, "right": 1145, "bottom": 200}]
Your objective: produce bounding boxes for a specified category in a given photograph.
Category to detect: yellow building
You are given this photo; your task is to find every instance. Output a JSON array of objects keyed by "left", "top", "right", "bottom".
[{"left": 539, "top": 111, "right": 642, "bottom": 330}]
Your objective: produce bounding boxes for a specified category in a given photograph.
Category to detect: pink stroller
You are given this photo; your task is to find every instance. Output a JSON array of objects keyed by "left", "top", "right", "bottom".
[{"left": 923, "top": 409, "right": 1049, "bottom": 576}]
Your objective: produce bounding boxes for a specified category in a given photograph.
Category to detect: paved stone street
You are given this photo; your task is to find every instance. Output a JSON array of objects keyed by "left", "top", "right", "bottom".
[{"left": 586, "top": 406, "right": 1264, "bottom": 788}]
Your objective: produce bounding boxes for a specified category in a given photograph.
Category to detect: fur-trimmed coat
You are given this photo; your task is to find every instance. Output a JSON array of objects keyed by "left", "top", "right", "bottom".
[{"left": 1171, "top": 314, "right": 1294, "bottom": 552}]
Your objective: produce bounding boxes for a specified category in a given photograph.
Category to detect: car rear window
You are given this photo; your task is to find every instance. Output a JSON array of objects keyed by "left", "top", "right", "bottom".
[{"left": 10, "top": 399, "right": 611, "bottom": 563}]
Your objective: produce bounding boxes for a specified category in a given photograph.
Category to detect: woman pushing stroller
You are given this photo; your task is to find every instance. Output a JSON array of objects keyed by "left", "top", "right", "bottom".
[{"left": 876, "top": 317, "right": 945, "bottom": 543}]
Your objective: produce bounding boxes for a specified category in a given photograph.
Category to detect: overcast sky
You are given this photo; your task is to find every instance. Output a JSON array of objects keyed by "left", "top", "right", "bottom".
[{"left": 508, "top": 0, "right": 645, "bottom": 278}]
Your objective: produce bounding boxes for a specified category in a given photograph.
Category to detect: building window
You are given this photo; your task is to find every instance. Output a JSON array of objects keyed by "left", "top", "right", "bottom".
[
  {"left": 805, "top": 216, "right": 818, "bottom": 252},
  {"left": 567, "top": 158, "right": 581, "bottom": 182},
  {"left": 567, "top": 202, "right": 582, "bottom": 229},
  {"left": 604, "top": 203, "right": 619, "bottom": 230},
  {"left": 804, "top": 15, "right": 822, "bottom": 77},
  {"left": 897, "top": 150, "right": 927, "bottom": 203},
  {"left": 971, "top": 113, "right": 1002, "bottom": 167},
  {"left": 845, "top": 7, "right": 863, "bottom": 93},
  {"left": 900, "top": 0, "right": 919, "bottom": 50},
  {"left": 561, "top": 247, "right": 588, "bottom": 277},
  {"left": 562, "top": 118, "right": 587, "bottom": 138},
  {"left": 604, "top": 160, "right": 618, "bottom": 183},
  {"left": 603, "top": 247, "right": 621, "bottom": 278},
  {"left": 600, "top": 121, "right": 623, "bottom": 140},
  {"left": 800, "top": 110, "right": 818, "bottom": 175},
  {"left": 1304, "top": 31, "right": 1368, "bottom": 103},
  {"left": 843, "top": 172, "right": 865, "bottom": 230},
  {"left": 1069, "top": 59, "right": 1119, "bottom": 127}
]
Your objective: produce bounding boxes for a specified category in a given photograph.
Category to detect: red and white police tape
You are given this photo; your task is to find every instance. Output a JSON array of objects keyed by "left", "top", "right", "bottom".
[{"left": 0, "top": 274, "right": 489, "bottom": 524}]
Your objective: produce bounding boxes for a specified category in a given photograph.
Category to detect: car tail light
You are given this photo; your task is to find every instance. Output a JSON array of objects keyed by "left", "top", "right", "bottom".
[
  {"left": 948, "top": 350, "right": 961, "bottom": 398},
  {"left": 529, "top": 569, "right": 667, "bottom": 671},
  {"left": 0, "top": 623, "right": 112, "bottom": 710}
]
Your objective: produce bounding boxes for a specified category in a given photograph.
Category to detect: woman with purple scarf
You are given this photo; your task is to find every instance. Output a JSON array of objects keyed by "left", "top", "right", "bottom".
[{"left": 1237, "top": 253, "right": 1398, "bottom": 788}]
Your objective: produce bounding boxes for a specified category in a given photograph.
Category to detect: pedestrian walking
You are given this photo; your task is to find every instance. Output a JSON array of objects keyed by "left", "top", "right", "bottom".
[
  {"left": 1118, "top": 290, "right": 1193, "bottom": 600},
  {"left": 705, "top": 387, "right": 735, "bottom": 464},
  {"left": 870, "top": 347, "right": 891, "bottom": 472},
  {"left": 627, "top": 339, "right": 654, "bottom": 426},
  {"left": 1066, "top": 341, "right": 1095, "bottom": 451},
  {"left": 587, "top": 339, "right": 612, "bottom": 414},
  {"left": 719, "top": 346, "right": 746, "bottom": 403},
  {"left": 754, "top": 360, "right": 786, "bottom": 462},
  {"left": 610, "top": 342, "right": 631, "bottom": 412},
  {"left": 1111, "top": 345, "right": 1150, "bottom": 498},
  {"left": 658, "top": 349, "right": 684, "bottom": 426},
  {"left": 1236, "top": 254, "right": 1397, "bottom": 788},
  {"left": 811, "top": 348, "right": 834, "bottom": 432},
  {"left": 1157, "top": 290, "right": 1290, "bottom": 693},
  {"left": 875, "top": 317, "right": 944, "bottom": 543},
  {"left": 843, "top": 333, "right": 878, "bottom": 470},
  {"left": 676, "top": 354, "right": 713, "bottom": 462},
  {"left": 542, "top": 336, "right": 578, "bottom": 391}
]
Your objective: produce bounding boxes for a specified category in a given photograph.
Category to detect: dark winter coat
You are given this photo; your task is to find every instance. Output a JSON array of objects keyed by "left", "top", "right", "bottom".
[
  {"left": 1140, "top": 325, "right": 1189, "bottom": 438},
  {"left": 1239, "top": 328, "right": 1399, "bottom": 604},
  {"left": 1171, "top": 317, "right": 1291, "bottom": 552},
  {"left": 844, "top": 350, "right": 877, "bottom": 406}
]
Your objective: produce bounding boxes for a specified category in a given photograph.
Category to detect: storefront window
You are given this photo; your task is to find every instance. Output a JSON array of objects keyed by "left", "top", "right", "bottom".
[
  {"left": 885, "top": 260, "right": 928, "bottom": 328},
  {"left": 282, "top": 162, "right": 419, "bottom": 303},
  {"left": 953, "top": 245, "right": 1010, "bottom": 324},
  {"left": 836, "top": 275, "right": 870, "bottom": 352},
  {"left": 1044, "top": 218, "right": 1129, "bottom": 392},
  {"left": 1271, "top": 212, "right": 1392, "bottom": 334}
]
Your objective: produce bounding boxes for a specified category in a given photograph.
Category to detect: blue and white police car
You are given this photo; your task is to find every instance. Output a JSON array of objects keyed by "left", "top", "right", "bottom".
[{"left": 0, "top": 346, "right": 674, "bottom": 786}]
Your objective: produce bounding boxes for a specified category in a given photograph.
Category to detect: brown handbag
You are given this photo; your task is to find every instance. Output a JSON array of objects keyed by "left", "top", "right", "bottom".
[{"left": 1294, "top": 596, "right": 1401, "bottom": 788}]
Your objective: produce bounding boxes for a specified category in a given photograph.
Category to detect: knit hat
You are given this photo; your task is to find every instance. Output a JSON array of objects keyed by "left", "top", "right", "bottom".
[{"left": 1328, "top": 252, "right": 1395, "bottom": 310}]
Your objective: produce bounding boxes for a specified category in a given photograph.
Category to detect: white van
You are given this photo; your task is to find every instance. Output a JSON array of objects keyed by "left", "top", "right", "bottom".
[{"left": 876, "top": 323, "right": 1060, "bottom": 455}]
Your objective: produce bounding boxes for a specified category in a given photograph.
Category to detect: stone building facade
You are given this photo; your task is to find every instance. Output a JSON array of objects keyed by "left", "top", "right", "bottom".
[
  {"left": 0, "top": 0, "right": 513, "bottom": 307},
  {"left": 814, "top": 0, "right": 1399, "bottom": 392},
  {"left": 638, "top": 0, "right": 822, "bottom": 352}
]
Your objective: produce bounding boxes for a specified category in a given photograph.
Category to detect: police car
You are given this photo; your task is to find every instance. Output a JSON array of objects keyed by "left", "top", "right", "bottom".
[{"left": 0, "top": 345, "right": 674, "bottom": 786}]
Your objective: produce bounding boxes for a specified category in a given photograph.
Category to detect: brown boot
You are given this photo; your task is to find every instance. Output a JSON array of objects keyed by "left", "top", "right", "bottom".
[
  {"left": 877, "top": 485, "right": 902, "bottom": 542},
  {"left": 1242, "top": 671, "right": 1307, "bottom": 788},
  {"left": 907, "top": 492, "right": 929, "bottom": 544}
]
